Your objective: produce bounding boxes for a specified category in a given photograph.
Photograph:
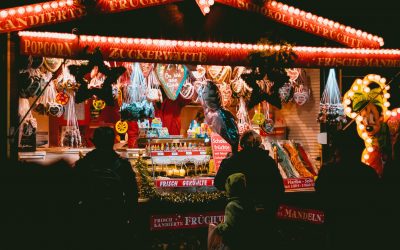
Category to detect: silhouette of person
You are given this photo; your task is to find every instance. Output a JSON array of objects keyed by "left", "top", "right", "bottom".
[
  {"left": 214, "top": 130, "right": 284, "bottom": 248},
  {"left": 215, "top": 173, "right": 257, "bottom": 250},
  {"left": 381, "top": 136, "right": 400, "bottom": 249},
  {"left": 72, "top": 126, "right": 139, "bottom": 250},
  {"left": 315, "top": 129, "right": 381, "bottom": 250}
]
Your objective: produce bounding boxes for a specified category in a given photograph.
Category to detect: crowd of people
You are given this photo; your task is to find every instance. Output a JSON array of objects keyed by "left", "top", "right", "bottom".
[{"left": 1, "top": 127, "right": 399, "bottom": 250}]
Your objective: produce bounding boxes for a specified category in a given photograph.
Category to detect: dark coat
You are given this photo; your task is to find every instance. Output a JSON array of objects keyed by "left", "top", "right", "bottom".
[
  {"left": 216, "top": 173, "right": 257, "bottom": 250},
  {"left": 72, "top": 149, "right": 139, "bottom": 250},
  {"left": 214, "top": 147, "right": 284, "bottom": 214},
  {"left": 315, "top": 160, "right": 381, "bottom": 249}
]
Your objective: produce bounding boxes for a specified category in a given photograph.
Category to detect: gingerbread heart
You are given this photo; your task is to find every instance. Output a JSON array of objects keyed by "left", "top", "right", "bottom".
[{"left": 156, "top": 64, "right": 188, "bottom": 100}]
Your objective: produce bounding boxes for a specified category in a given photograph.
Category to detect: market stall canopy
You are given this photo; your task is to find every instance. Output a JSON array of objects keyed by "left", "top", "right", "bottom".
[{"left": 1, "top": 0, "right": 399, "bottom": 48}]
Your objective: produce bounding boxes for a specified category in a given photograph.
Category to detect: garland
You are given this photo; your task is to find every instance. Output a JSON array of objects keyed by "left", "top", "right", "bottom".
[
  {"left": 243, "top": 38, "right": 297, "bottom": 109},
  {"left": 134, "top": 157, "right": 226, "bottom": 204}
]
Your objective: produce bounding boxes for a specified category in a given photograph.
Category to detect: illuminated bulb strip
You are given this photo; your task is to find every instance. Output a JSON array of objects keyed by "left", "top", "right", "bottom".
[
  {"left": 17, "top": 31, "right": 400, "bottom": 57},
  {"left": 18, "top": 31, "right": 77, "bottom": 40},
  {"left": 293, "top": 47, "right": 400, "bottom": 55},
  {"left": 0, "top": 1, "right": 75, "bottom": 20},
  {"left": 267, "top": 1, "right": 384, "bottom": 47}
]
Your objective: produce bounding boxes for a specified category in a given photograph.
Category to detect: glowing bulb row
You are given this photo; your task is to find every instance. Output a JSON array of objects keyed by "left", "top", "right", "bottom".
[
  {"left": 294, "top": 47, "right": 400, "bottom": 55},
  {"left": 18, "top": 31, "right": 77, "bottom": 40},
  {"left": 268, "top": 1, "right": 384, "bottom": 46},
  {"left": 0, "top": 1, "right": 74, "bottom": 19},
  {"left": 17, "top": 32, "right": 400, "bottom": 57},
  {"left": 79, "top": 35, "right": 287, "bottom": 50}
]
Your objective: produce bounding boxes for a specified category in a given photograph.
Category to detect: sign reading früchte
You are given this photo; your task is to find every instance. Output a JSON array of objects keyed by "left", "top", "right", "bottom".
[{"left": 150, "top": 211, "right": 224, "bottom": 230}]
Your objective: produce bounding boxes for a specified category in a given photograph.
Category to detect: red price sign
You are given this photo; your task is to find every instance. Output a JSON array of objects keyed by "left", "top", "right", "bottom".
[
  {"left": 155, "top": 178, "right": 214, "bottom": 188},
  {"left": 210, "top": 133, "right": 231, "bottom": 172},
  {"left": 283, "top": 177, "right": 315, "bottom": 190}
]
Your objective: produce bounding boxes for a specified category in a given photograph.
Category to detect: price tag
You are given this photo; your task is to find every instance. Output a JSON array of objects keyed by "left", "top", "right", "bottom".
[
  {"left": 172, "top": 152, "right": 178, "bottom": 156},
  {"left": 157, "top": 152, "right": 164, "bottom": 156},
  {"left": 186, "top": 151, "right": 192, "bottom": 155}
]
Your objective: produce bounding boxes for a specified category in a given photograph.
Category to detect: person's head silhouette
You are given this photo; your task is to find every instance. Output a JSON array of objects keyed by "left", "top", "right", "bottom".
[
  {"left": 239, "top": 130, "right": 262, "bottom": 150},
  {"left": 91, "top": 126, "right": 115, "bottom": 150}
]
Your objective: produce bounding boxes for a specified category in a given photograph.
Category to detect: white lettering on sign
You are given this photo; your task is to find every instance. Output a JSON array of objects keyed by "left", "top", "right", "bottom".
[
  {"left": 159, "top": 180, "right": 178, "bottom": 187},
  {"left": 184, "top": 214, "right": 224, "bottom": 226}
]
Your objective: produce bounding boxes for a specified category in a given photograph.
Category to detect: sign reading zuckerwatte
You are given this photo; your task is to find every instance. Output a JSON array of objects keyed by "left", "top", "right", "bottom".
[
  {"left": 210, "top": 133, "right": 231, "bottom": 172},
  {"left": 150, "top": 211, "right": 225, "bottom": 231}
]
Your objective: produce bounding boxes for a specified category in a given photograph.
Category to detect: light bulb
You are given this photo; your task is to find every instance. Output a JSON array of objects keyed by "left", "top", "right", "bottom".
[
  {"left": 352, "top": 86, "right": 359, "bottom": 91},
  {"left": 351, "top": 113, "right": 357, "bottom": 118},
  {"left": 367, "top": 147, "right": 374, "bottom": 153},
  {"left": 344, "top": 99, "right": 351, "bottom": 105},
  {"left": 366, "top": 138, "right": 372, "bottom": 144},
  {"left": 384, "top": 102, "right": 390, "bottom": 107},
  {"left": 384, "top": 93, "right": 390, "bottom": 99},
  {"left": 359, "top": 124, "right": 365, "bottom": 130},
  {"left": 356, "top": 116, "right": 363, "bottom": 122},
  {"left": 362, "top": 132, "right": 368, "bottom": 138},
  {"left": 345, "top": 107, "right": 352, "bottom": 113},
  {"left": 364, "top": 87, "right": 370, "bottom": 93},
  {"left": 364, "top": 154, "right": 370, "bottom": 160}
]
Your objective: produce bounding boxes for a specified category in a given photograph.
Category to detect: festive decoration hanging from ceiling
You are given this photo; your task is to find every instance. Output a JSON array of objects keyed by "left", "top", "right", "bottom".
[
  {"left": 156, "top": 64, "right": 188, "bottom": 101},
  {"left": 318, "top": 69, "right": 346, "bottom": 125},
  {"left": 68, "top": 48, "right": 126, "bottom": 105},
  {"left": 201, "top": 81, "right": 239, "bottom": 152}
]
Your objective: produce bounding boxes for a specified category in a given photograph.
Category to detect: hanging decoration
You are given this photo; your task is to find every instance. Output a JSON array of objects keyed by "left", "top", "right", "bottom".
[
  {"left": 292, "top": 69, "right": 310, "bottom": 106},
  {"left": 231, "top": 66, "right": 250, "bottom": 98},
  {"left": 18, "top": 56, "right": 51, "bottom": 98},
  {"left": 206, "top": 65, "right": 232, "bottom": 84},
  {"left": 252, "top": 103, "right": 265, "bottom": 126},
  {"left": 201, "top": 81, "right": 239, "bottom": 153},
  {"left": 35, "top": 79, "right": 64, "bottom": 117},
  {"left": 180, "top": 78, "right": 195, "bottom": 100},
  {"left": 217, "top": 82, "right": 233, "bottom": 108},
  {"left": 260, "top": 101, "right": 275, "bottom": 134},
  {"left": 68, "top": 48, "right": 126, "bottom": 105},
  {"left": 120, "top": 63, "right": 155, "bottom": 121},
  {"left": 139, "top": 63, "right": 154, "bottom": 78},
  {"left": 243, "top": 38, "right": 297, "bottom": 110},
  {"left": 92, "top": 99, "right": 106, "bottom": 110},
  {"left": 191, "top": 65, "right": 208, "bottom": 103},
  {"left": 156, "top": 64, "right": 188, "bottom": 101},
  {"left": 237, "top": 97, "right": 252, "bottom": 134},
  {"left": 115, "top": 120, "right": 129, "bottom": 134},
  {"left": 343, "top": 74, "right": 392, "bottom": 177},
  {"left": 61, "top": 91, "right": 82, "bottom": 148},
  {"left": 43, "top": 57, "right": 63, "bottom": 73},
  {"left": 18, "top": 98, "right": 38, "bottom": 150},
  {"left": 146, "top": 69, "right": 163, "bottom": 103},
  {"left": 318, "top": 69, "right": 346, "bottom": 125}
]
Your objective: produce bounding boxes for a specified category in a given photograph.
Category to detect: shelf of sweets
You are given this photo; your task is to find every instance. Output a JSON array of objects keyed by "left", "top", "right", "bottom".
[
  {"left": 148, "top": 161, "right": 212, "bottom": 178},
  {"left": 146, "top": 141, "right": 207, "bottom": 156}
]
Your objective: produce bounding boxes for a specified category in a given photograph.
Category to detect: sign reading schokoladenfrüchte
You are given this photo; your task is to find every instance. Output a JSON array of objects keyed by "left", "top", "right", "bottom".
[{"left": 210, "top": 133, "right": 231, "bottom": 172}]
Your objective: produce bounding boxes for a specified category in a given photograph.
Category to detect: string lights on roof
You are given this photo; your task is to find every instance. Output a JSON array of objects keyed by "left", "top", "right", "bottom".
[
  {"left": 268, "top": 0, "right": 384, "bottom": 47},
  {"left": 0, "top": 0, "right": 74, "bottom": 19},
  {"left": 17, "top": 31, "right": 400, "bottom": 56}
]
